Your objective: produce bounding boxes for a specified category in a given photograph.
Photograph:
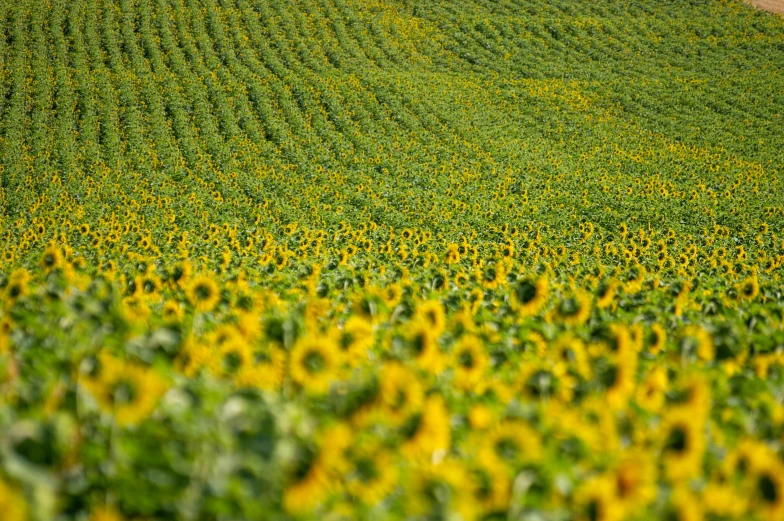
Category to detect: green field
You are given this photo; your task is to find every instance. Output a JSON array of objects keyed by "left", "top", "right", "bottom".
[{"left": 1, "top": 0, "right": 784, "bottom": 519}]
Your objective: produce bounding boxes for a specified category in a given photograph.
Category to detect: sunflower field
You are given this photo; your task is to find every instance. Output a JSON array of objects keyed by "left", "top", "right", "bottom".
[{"left": 1, "top": 0, "right": 784, "bottom": 519}]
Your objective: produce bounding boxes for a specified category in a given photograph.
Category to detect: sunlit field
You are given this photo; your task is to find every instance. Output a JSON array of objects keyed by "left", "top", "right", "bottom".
[{"left": 1, "top": 0, "right": 784, "bottom": 519}]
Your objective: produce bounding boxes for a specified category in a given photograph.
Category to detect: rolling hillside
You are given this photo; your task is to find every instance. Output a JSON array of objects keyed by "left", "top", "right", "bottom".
[{"left": 1, "top": 0, "right": 784, "bottom": 519}]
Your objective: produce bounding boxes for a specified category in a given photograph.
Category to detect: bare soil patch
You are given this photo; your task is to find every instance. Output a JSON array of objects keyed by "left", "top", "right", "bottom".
[{"left": 746, "top": 0, "right": 784, "bottom": 15}]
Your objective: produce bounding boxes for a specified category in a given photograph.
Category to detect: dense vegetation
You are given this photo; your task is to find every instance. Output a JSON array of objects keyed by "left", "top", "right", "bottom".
[{"left": 1, "top": 0, "right": 784, "bottom": 519}]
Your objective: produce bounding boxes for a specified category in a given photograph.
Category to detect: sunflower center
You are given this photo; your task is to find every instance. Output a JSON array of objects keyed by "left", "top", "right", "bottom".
[
  {"left": 759, "top": 474, "right": 779, "bottom": 504},
  {"left": 459, "top": 350, "right": 475, "bottom": 368},
  {"left": 559, "top": 298, "right": 580, "bottom": 317},
  {"left": 586, "top": 499, "right": 603, "bottom": 521},
  {"left": 355, "top": 457, "right": 379, "bottom": 483},
  {"left": 223, "top": 352, "right": 242, "bottom": 373},
  {"left": 516, "top": 281, "right": 537, "bottom": 304},
  {"left": 665, "top": 426, "right": 688, "bottom": 454},
  {"left": 195, "top": 283, "right": 213, "bottom": 301},
  {"left": 495, "top": 437, "right": 519, "bottom": 461},
  {"left": 112, "top": 380, "right": 137, "bottom": 405},
  {"left": 303, "top": 350, "right": 325, "bottom": 373}
]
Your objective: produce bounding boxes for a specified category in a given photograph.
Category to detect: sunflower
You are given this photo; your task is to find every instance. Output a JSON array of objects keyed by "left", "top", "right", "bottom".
[
  {"left": 513, "top": 275, "right": 549, "bottom": 317},
  {"left": 235, "top": 348, "right": 286, "bottom": 391},
  {"left": 186, "top": 275, "right": 221, "bottom": 312},
  {"left": 647, "top": 323, "right": 667, "bottom": 354},
  {"left": 338, "top": 316, "right": 374, "bottom": 366},
  {"left": 376, "top": 362, "right": 424, "bottom": 424},
  {"left": 550, "top": 291, "right": 592, "bottom": 326},
  {"left": 283, "top": 449, "right": 330, "bottom": 514},
  {"left": 170, "top": 260, "right": 193, "bottom": 289},
  {"left": 162, "top": 300, "right": 184, "bottom": 323},
  {"left": 573, "top": 475, "right": 622, "bottom": 521},
  {"left": 175, "top": 337, "right": 212, "bottom": 377},
  {"left": 601, "top": 352, "right": 637, "bottom": 411},
  {"left": 415, "top": 300, "right": 446, "bottom": 335},
  {"left": 405, "top": 461, "right": 476, "bottom": 521},
  {"left": 208, "top": 335, "right": 253, "bottom": 379},
  {"left": 290, "top": 334, "right": 341, "bottom": 394},
  {"left": 665, "top": 488, "right": 703, "bottom": 521},
  {"left": 612, "top": 452, "right": 657, "bottom": 513},
  {"left": 469, "top": 461, "right": 510, "bottom": 514},
  {"left": 635, "top": 366, "right": 668, "bottom": 412},
  {"left": 81, "top": 352, "right": 168, "bottom": 425},
  {"left": 344, "top": 444, "right": 398, "bottom": 505},
  {"left": 138, "top": 273, "right": 162, "bottom": 303},
  {"left": 40, "top": 243, "right": 64, "bottom": 272},
  {"left": 445, "top": 243, "right": 461, "bottom": 265},
  {"left": 5, "top": 268, "right": 30, "bottom": 305},
  {"left": 479, "top": 261, "right": 506, "bottom": 290},
  {"left": 475, "top": 421, "right": 542, "bottom": 474},
  {"left": 453, "top": 271, "right": 470, "bottom": 288},
  {"left": 381, "top": 283, "right": 403, "bottom": 308},
  {"left": 283, "top": 423, "right": 352, "bottom": 513},
  {"left": 549, "top": 334, "right": 591, "bottom": 379},
  {"left": 749, "top": 458, "right": 784, "bottom": 521},
  {"left": 451, "top": 334, "right": 489, "bottom": 392},
  {"left": 669, "top": 373, "right": 711, "bottom": 421},
  {"left": 596, "top": 278, "right": 619, "bottom": 309},
  {"left": 679, "top": 325, "right": 713, "bottom": 362},
  {"left": 737, "top": 274, "right": 760, "bottom": 301},
  {"left": 401, "top": 396, "right": 451, "bottom": 460},
  {"left": 120, "top": 295, "right": 151, "bottom": 325},
  {"left": 660, "top": 407, "right": 705, "bottom": 482},
  {"left": 407, "top": 318, "right": 445, "bottom": 374}
]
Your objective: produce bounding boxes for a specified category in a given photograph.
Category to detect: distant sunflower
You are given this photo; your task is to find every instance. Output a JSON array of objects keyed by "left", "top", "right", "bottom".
[
  {"left": 660, "top": 407, "right": 705, "bottom": 482},
  {"left": 344, "top": 445, "right": 398, "bottom": 505},
  {"left": 750, "top": 459, "right": 784, "bottom": 521},
  {"left": 444, "top": 243, "right": 461, "bottom": 265},
  {"left": 405, "top": 461, "right": 476, "bottom": 521},
  {"left": 381, "top": 283, "right": 403, "bottom": 307},
  {"left": 283, "top": 448, "right": 330, "bottom": 514},
  {"left": 209, "top": 336, "right": 253, "bottom": 379},
  {"left": 513, "top": 275, "right": 549, "bottom": 317},
  {"left": 377, "top": 362, "right": 424, "bottom": 424},
  {"left": 415, "top": 300, "right": 446, "bottom": 335},
  {"left": 737, "top": 275, "right": 760, "bottom": 301},
  {"left": 40, "top": 243, "right": 64, "bottom": 272},
  {"left": 635, "top": 366, "right": 668, "bottom": 413},
  {"left": 551, "top": 291, "right": 592, "bottom": 326},
  {"left": 235, "top": 348, "right": 286, "bottom": 391},
  {"left": 162, "top": 300, "right": 184, "bottom": 323},
  {"left": 596, "top": 278, "right": 619, "bottom": 309},
  {"left": 338, "top": 316, "right": 374, "bottom": 366},
  {"left": 647, "top": 323, "right": 667, "bottom": 354},
  {"left": 81, "top": 352, "right": 168, "bottom": 426},
  {"left": 170, "top": 260, "right": 193, "bottom": 289},
  {"left": 469, "top": 462, "right": 510, "bottom": 514},
  {"left": 290, "top": 334, "right": 341, "bottom": 394},
  {"left": 573, "top": 475, "right": 622, "bottom": 521},
  {"left": 451, "top": 334, "right": 489, "bottom": 392},
  {"left": 476, "top": 421, "right": 542, "bottom": 474},
  {"left": 5, "top": 268, "right": 30, "bottom": 305},
  {"left": 401, "top": 396, "right": 451, "bottom": 460},
  {"left": 612, "top": 452, "right": 656, "bottom": 512},
  {"left": 680, "top": 325, "right": 713, "bottom": 362},
  {"left": 186, "top": 275, "right": 221, "bottom": 312},
  {"left": 407, "top": 319, "right": 445, "bottom": 374}
]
